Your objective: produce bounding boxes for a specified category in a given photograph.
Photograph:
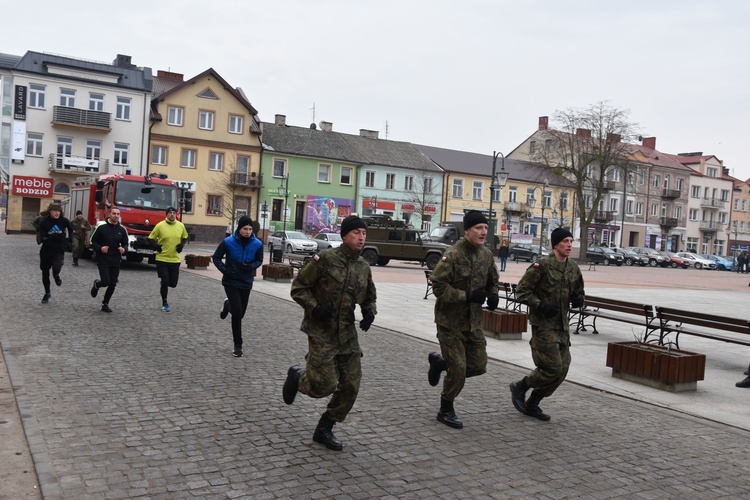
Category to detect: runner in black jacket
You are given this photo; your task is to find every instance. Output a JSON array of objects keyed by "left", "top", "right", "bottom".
[
  {"left": 89, "top": 208, "right": 128, "bottom": 312},
  {"left": 36, "top": 202, "right": 72, "bottom": 304}
]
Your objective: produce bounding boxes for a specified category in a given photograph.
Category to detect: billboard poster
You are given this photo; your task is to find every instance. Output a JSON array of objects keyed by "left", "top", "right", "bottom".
[{"left": 305, "top": 196, "right": 352, "bottom": 233}]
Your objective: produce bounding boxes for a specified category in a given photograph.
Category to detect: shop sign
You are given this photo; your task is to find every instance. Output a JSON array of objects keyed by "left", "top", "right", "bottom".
[{"left": 12, "top": 175, "right": 54, "bottom": 198}]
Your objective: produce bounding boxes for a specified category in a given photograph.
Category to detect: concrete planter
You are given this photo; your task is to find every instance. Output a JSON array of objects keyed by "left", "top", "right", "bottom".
[
  {"left": 185, "top": 254, "right": 211, "bottom": 270},
  {"left": 605, "top": 341, "right": 706, "bottom": 392},
  {"left": 262, "top": 263, "right": 294, "bottom": 282},
  {"left": 481, "top": 308, "right": 528, "bottom": 340}
]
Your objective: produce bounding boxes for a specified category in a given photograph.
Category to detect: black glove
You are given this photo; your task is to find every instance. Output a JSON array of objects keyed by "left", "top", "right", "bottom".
[
  {"left": 538, "top": 302, "right": 560, "bottom": 319},
  {"left": 570, "top": 291, "right": 584, "bottom": 309},
  {"left": 156, "top": 244, "right": 163, "bottom": 253},
  {"left": 466, "top": 288, "right": 488, "bottom": 304},
  {"left": 486, "top": 294, "right": 499, "bottom": 311},
  {"left": 176, "top": 243, "right": 184, "bottom": 253},
  {"left": 360, "top": 308, "right": 375, "bottom": 332},
  {"left": 312, "top": 304, "right": 336, "bottom": 322}
]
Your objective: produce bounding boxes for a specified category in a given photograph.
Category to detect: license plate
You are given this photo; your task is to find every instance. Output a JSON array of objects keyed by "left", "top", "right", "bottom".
[{"left": 136, "top": 248, "right": 155, "bottom": 255}]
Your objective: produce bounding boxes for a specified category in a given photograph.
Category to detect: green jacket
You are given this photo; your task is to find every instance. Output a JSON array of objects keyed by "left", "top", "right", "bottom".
[
  {"left": 291, "top": 244, "right": 377, "bottom": 351},
  {"left": 515, "top": 255, "right": 585, "bottom": 333},
  {"left": 431, "top": 238, "right": 499, "bottom": 331},
  {"left": 71, "top": 217, "right": 91, "bottom": 239}
]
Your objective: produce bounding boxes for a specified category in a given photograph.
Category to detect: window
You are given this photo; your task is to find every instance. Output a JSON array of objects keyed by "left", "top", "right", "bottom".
[
  {"left": 271, "top": 199, "right": 283, "bottom": 220},
  {"left": 652, "top": 174, "right": 661, "bottom": 188},
  {"left": 610, "top": 198, "right": 618, "bottom": 213},
  {"left": 167, "top": 106, "right": 184, "bottom": 126},
  {"left": 404, "top": 175, "right": 414, "bottom": 191},
  {"left": 29, "top": 84, "right": 45, "bottom": 108},
  {"left": 584, "top": 194, "right": 592, "bottom": 209},
  {"left": 560, "top": 192, "right": 569, "bottom": 211},
  {"left": 89, "top": 93, "right": 104, "bottom": 111},
  {"left": 721, "top": 189, "right": 730, "bottom": 202},
  {"left": 472, "top": 180, "right": 483, "bottom": 200},
  {"left": 340, "top": 166, "right": 352, "bottom": 185},
  {"left": 26, "top": 132, "right": 43, "bottom": 156},
  {"left": 452, "top": 179, "right": 464, "bottom": 198},
  {"left": 236, "top": 156, "right": 249, "bottom": 184},
  {"left": 181, "top": 149, "right": 196, "bottom": 168},
  {"left": 57, "top": 137, "right": 73, "bottom": 157},
  {"left": 691, "top": 185, "right": 701, "bottom": 198},
  {"left": 529, "top": 141, "right": 537, "bottom": 154},
  {"left": 113, "top": 143, "right": 129, "bottom": 165},
  {"left": 661, "top": 204, "right": 667, "bottom": 217},
  {"left": 318, "top": 164, "right": 331, "bottom": 183},
  {"left": 116, "top": 97, "right": 131, "bottom": 121},
  {"left": 199, "top": 110, "right": 215, "bottom": 130},
  {"left": 207, "top": 195, "right": 222, "bottom": 215},
  {"left": 636, "top": 202, "right": 644, "bottom": 216},
  {"left": 675, "top": 206, "right": 682, "bottom": 219},
  {"left": 626, "top": 200, "right": 633, "bottom": 214},
  {"left": 228, "top": 115, "right": 243, "bottom": 134},
  {"left": 54, "top": 182, "right": 70, "bottom": 195},
  {"left": 492, "top": 184, "right": 502, "bottom": 202},
  {"left": 609, "top": 168, "right": 621, "bottom": 182},
  {"left": 638, "top": 169, "right": 645, "bottom": 185},
  {"left": 545, "top": 139, "right": 553, "bottom": 152},
  {"left": 181, "top": 191, "right": 194, "bottom": 214},
  {"left": 707, "top": 167, "right": 718, "bottom": 177},
  {"left": 60, "top": 88, "right": 76, "bottom": 107},
  {"left": 651, "top": 203, "right": 658, "bottom": 216},
  {"left": 424, "top": 177, "right": 434, "bottom": 193},
  {"left": 365, "top": 171, "right": 375, "bottom": 188},
  {"left": 86, "top": 140, "right": 102, "bottom": 159},
  {"left": 677, "top": 178, "right": 684, "bottom": 191},
  {"left": 385, "top": 173, "right": 396, "bottom": 190},
  {"left": 543, "top": 190, "right": 552, "bottom": 208},
  {"left": 209, "top": 152, "right": 224, "bottom": 171},
  {"left": 152, "top": 145, "right": 167, "bottom": 165},
  {"left": 743, "top": 200, "right": 747, "bottom": 211},
  {"left": 526, "top": 187, "right": 536, "bottom": 205},
  {"left": 508, "top": 186, "right": 518, "bottom": 203},
  {"left": 687, "top": 237, "right": 699, "bottom": 253},
  {"left": 719, "top": 212, "right": 728, "bottom": 225},
  {"left": 273, "top": 158, "right": 286, "bottom": 177}
]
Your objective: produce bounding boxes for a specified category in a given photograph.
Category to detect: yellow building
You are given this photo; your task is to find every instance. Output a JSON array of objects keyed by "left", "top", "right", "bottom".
[{"left": 149, "top": 69, "right": 262, "bottom": 241}]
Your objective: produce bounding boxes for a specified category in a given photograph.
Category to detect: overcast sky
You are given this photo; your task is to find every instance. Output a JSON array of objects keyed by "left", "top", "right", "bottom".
[{"left": 6, "top": 1, "right": 750, "bottom": 179}]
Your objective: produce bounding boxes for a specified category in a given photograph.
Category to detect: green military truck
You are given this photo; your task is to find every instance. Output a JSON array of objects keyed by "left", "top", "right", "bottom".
[{"left": 360, "top": 216, "right": 450, "bottom": 270}]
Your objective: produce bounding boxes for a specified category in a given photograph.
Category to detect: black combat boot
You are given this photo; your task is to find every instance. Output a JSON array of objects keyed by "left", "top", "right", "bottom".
[
  {"left": 428, "top": 352, "right": 447, "bottom": 387},
  {"left": 436, "top": 397, "right": 463, "bottom": 429},
  {"left": 312, "top": 414, "right": 343, "bottom": 451},
  {"left": 509, "top": 377, "right": 529, "bottom": 414},
  {"left": 523, "top": 391, "right": 551, "bottom": 421},
  {"left": 283, "top": 365, "right": 304, "bottom": 405},
  {"left": 736, "top": 376, "right": 750, "bottom": 388}
]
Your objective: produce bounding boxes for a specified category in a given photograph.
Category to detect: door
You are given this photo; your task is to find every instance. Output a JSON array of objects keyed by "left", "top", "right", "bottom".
[{"left": 295, "top": 201, "right": 305, "bottom": 230}]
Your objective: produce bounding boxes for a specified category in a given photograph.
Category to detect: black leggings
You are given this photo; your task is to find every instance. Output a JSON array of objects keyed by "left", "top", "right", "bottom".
[
  {"left": 224, "top": 285, "right": 251, "bottom": 348},
  {"left": 156, "top": 262, "right": 181, "bottom": 302},
  {"left": 40, "top": 250, "right": 64, "bottom": 294},
  {"left": 96, "top": 263, "right": 121, "bottom": 305}
]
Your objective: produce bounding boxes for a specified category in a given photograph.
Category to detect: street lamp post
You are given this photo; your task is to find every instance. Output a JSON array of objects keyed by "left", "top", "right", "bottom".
[
  {"left": 278, "top": 175, "right": 290, "bottom": 262},
  {"left": 489, "top": 151, "right": 509, "bottom": 250},
  {"left": 530, "top": 179, "right": 549, "bottom": 257}
]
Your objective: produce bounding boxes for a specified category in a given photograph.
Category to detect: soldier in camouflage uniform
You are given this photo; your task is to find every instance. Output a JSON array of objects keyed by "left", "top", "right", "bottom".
[
  {"left": 510, "top": 227, "right": 584, "bottom": 421},
  {"left": 427, "top": 211, "right": 500, "bottom": 429},
  {"left": 70, "top": 210, "right": 91, "bottom": 266},
  {"left": 282, "top": 215, "right": 377, "bottom": 451}
]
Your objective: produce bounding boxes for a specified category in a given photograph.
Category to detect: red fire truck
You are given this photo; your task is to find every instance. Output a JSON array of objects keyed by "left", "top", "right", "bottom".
[{"left": 65, "top": 173, "right": 179, "bottom": 263}]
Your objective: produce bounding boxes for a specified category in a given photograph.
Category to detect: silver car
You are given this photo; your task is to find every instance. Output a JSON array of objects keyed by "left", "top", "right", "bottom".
[
  {"left": 676, "top": 252, "right": 717, "bottom": 270},
  {"left": 313, "top": 232, "right": 343, "bottom": 250},
  {"left": 267, "top": 231, "right": 317, "bottom": 254}
]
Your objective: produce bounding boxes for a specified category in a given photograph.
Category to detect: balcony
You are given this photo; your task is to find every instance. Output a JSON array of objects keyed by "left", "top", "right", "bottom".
[
  {"left": 660, "top": 217, "right": 678, "bottom": 228},
  {"left": 594, "top": 210, "right": 615, "bottom": 222},
  {"left": 48, "top": 154, "right": 109, "bottom": 175},
  {"left": 503, "top": 202, "right": 527, "bottom": 214},
  {"left": 700, "top": 198, "right": 726, "bottom": 209},
  {"left": 662, "top": 188, "right": 681, "bottom": 199},
  {"left": 603, "top": 180, "right": 616, "bottom": 191},
  {"left": 230, "top": 172, "right": 263, "bottom": 189},
  {"left": 52, "top": 106, "right": 111, "bottom": 132},
  {"left": 699, "top": 221, "right": 719, "bottom": 231}
]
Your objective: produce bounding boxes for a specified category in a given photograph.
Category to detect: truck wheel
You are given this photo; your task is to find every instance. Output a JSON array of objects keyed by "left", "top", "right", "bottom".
[
  {"left": 425, "top": 253, "right": 441, "bottom": 270},
  {"left": 362, "top": 249, "right": 378, "bottom": 266},
  {"left": 377, "top": 257, "right": 390, "bottom": 266},
  {"left": 126, "top": 254, "right": 144, "bottom": 263}
]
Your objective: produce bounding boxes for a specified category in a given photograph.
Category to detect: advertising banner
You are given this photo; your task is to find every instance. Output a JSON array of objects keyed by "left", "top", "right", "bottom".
[
  {"left": 305, "top": 196, "right": 352, "bottom": 233},
  {"left": 12, "top": 175, "right": 54, "bottom": 198}
]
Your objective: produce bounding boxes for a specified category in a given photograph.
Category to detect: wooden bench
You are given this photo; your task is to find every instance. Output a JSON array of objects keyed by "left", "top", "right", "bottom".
[
  {"left": 655, "top": 306, "right": 750, "bottom": 349},
  {"left": 423, "top": 270, "right": 433, "bottom": 299},
  {"left": 570, "top": 295, "right": 658, "bottom": 340}
]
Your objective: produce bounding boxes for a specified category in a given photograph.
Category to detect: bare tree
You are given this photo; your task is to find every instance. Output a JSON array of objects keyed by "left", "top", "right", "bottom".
[
  {"left": 206, "top": 153, "right": 253, "bottom": 232},
  {"left": 530, "top": 101, "right": 639, "bottom": 255},
  {"left": 404, "top": 166, "right": 440, "bottom": 230}
]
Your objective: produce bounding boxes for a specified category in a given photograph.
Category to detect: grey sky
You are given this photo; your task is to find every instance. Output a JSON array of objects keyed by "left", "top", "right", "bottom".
[{"left": 6, "top": 0, "right": 749, "bottom": 178}]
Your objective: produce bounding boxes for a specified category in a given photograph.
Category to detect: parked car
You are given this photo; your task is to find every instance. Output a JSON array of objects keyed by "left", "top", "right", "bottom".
[
  {"left": 508, "top": 244, "right": 550, "bottom": 262},
  {"left": 676, "top": 252, "right": 717, "bottom": 270},
  {"left": 625, "top": 247, "right": 669, "bottom": 267},
  {"left": 267, "top": 230, "right": 317, "bottom": 254},
  {"left": 659, "top": 251, "right": 691, "bottom": 269},
  {"left": 586, "top": 246, "right": 624, "bottom": 266},
  {"left": 313, "top": 232, "right": 343, "bottom": 250},
  {"left": 700, "top": 254, "right": 734, "bottom": 271},
  {"left": 612, "top": 247, "right": 648, "bottom": 266}
]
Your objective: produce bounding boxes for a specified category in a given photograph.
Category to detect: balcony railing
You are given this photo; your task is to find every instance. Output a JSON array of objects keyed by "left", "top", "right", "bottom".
[
  {"left": 230, "top": 172, "right": 263, "bottom": 188},
  {"left": 700, "top": 198, "right": 726, "bottom": 209},
  {"left": 52, "top": 106, "right": 111, "bottom": 131},
  {"left": 603, "top": 180, "right": 616, "bottom": 191},
  {"left": 660, "top": 217, "right": 678, "bottom": 228},
  {"left": 48, "top": 154, "right": 109, "bottom": 175},
  {"left": 662, "top": 188, "right": 680, "bottom": 199},
  {"left": 594, "top": 210, "right": 615, "bottom": 222},
  {"left": 699, "top": 221, "right": 719, "bottom": 231}
]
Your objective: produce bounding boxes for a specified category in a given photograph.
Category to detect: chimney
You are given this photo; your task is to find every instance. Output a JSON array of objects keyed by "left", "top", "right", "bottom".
[
  {"left": 275, "top": 114, "right": 286, "bottom": 126},
  {"left": 642, "top": 137, "right": 656, "bottom": 149},
  {"left": 359, "top": 129, "right": 379, "bottom": 139},
  {"left": 157, "top": 70, "right": 184, "bottom": 81},
  {"left": 113, "top": 54, "right": 135, "bottom": 69},
  {"left": 575, "top": 128, "right": 591, "bottom": 139},
  {"left": 538, "top": 116, "right": 549, "bottom": 130},
  {"left": 606, "top": 133, "right": 621, "bottom": 144},
  {"left": 319, "top": 121, "right": 333, "bottom": 132}
]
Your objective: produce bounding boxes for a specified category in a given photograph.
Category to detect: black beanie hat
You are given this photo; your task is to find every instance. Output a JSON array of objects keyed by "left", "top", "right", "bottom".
[
  {"left": 76, "top": 210, "right": 83, "bottom": 216},
  {"left": 551, "top": 227, "right": 573, "bottom": 248},
  {"left": 341, "top": 215, "right": 367, "bottom": 237},
  {"left": 166, "top": 206, "right": 177, "bottom": 215},
  {"left": 236, "top": 215, "right": 253, "bottom": 231},
  {"left": 463, "top": 210, "right": 488, "bottom": 231}
]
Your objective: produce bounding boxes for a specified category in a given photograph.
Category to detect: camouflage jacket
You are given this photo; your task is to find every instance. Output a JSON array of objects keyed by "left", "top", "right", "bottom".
[
  {"left": 515, "top": 255, "right": 585, "bottom": 333},
  {"left": 431, "top": 238, "right": 499, "bottom": 331},
  {"left": 291, "top": 243, "right": 377, "bottom": 351},
  {"left": 70, "top": 217, "right": 91, "bottom": 239}
]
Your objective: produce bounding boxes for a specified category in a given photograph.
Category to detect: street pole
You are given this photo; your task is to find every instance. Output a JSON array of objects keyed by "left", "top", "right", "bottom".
[
  {"left": 537, "top": 179, "right": 549, "bottom": 257},
  {"left": 280, "top": 175, "right": 289, "bottom": 262},
  {"left": 489, "top": 151, "right": 508, "bottom": 250}
]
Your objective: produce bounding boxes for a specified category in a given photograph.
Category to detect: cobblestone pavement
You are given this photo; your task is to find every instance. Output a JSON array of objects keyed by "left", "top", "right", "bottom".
[{"left": 2, "top": 233, "right": 750, "bottom": 499}]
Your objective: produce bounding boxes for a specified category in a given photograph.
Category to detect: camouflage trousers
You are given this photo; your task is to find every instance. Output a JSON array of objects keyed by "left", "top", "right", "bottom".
[
  {"left": 72, "top": 236, "right": 87, "bottom": 260},
  {"left": 526, "top": 325, "right": 571, "bottom": 398},
  {"left": 436, "top": 325, "right": 487, "bottom": 402},
  {"left": 298, "top": 336, "right": 362, "bottom": 422}
]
